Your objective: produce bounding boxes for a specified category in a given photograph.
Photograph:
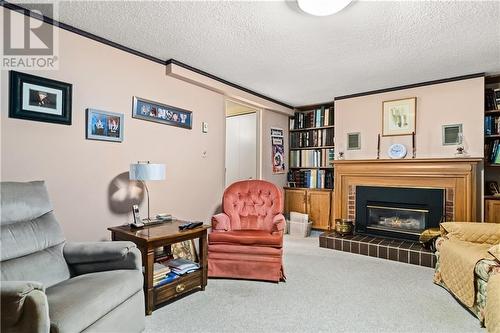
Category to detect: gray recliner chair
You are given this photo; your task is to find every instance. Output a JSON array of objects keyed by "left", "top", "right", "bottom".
[{"left": 0, "top": 181, "right": 145, "bottom": 333}]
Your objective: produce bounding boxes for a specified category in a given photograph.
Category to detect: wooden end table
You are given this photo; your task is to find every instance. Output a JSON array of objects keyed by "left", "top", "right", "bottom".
[{"left": 108, "top": 220, "right": 210, "bottom": 315}]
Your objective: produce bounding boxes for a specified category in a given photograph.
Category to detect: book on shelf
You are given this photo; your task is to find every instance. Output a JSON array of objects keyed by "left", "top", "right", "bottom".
[
  {"left": 496, "top": 89, "right": 500, "bottom": 110},
  {"left": 153, "top": 262, "right": 170, "bottom": 276},
  {"left": 290, "top": 128, "right": 334, "bottom": 148},
  {"left": 485, "top": 115, "right": 500, "bottom": 135},
  {"left": 290, "top": 148, "right": 335, "bottom": 168},
  {"left": 166, "top": 258, "right": 200, "bottom": 275},
  {"left": 486, "top": 89, "right": 496, "bottom": 110},
  {"left": 485, "top": 88, "right": 500, "bottom": 111},
  {"left": 486, "top": 139, "right": 500, "bottom": 164},
  {"left": 153, "top": 262, "right": 173, "bottom": 286},
  {"left": 290, "top": 106, "right": 334, "bottom": 130},
  {"left": 154, "top": 272, "right": 179, "bottom": 287}
]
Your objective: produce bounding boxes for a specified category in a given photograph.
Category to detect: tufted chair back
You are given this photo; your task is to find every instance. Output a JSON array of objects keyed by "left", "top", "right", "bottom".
[{"left": 222, "top": 180, "right": 283, "bottom": 232}]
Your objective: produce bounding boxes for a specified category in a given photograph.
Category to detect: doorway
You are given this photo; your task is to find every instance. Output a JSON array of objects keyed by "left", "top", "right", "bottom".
[{"left": 225, "top": 100, "right": 260, "bottom": 186}]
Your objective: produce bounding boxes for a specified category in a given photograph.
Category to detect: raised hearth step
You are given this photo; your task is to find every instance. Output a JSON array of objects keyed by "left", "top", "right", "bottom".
[{"left": 319, "top": 232, "right": 436, "bottom": 268}]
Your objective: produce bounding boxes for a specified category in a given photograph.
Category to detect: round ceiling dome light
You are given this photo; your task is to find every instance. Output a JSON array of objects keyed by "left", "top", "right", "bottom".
[{"left": 297, "top": 0, "right": 352, "bottom": 16}]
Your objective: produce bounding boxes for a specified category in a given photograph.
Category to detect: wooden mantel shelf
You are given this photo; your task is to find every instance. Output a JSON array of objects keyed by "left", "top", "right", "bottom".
[{"left": 333, "top": 158, "right": 483, "bottom": 164}]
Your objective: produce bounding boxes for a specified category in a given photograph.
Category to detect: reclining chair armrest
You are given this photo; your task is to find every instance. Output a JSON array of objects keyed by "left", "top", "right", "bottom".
[
  {"left": 440, "top": 222, "right": 500, "bottom": 245},
  {"left": 272, "top": 214, "right": 286, "bottom": 235},
  {"left": 64, "top": 241, "right": 142, "bottom": 275},
  {"left": 1, "top": 281, "right": 50, "bottom": 333},
  {"left": 212, "top": 213, "right": 230, "bottom": 232}
]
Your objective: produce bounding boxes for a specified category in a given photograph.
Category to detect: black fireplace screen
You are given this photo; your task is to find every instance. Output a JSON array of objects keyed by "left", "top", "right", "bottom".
[{"left": 356, "top": 186, "right": 444, "bottom": 241}]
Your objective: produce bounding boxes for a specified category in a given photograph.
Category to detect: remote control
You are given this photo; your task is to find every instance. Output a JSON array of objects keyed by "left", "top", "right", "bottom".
[
  {"left": 178, "top": 222, "right": 191, "bottom": 231},
  {"left": 178, "top": 222, "right": 204, "bottom": 231},
  {"left": 186, "top": 222, "right": 203, "bottom": 229}
]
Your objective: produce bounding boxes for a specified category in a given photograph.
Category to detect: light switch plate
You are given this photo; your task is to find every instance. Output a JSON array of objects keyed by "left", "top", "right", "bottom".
[{"left": 202, "top": 122, "right": 208, "bottom": 133}]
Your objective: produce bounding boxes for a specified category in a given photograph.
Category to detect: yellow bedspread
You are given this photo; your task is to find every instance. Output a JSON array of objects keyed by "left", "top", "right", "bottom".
[
  {"left": 486, "top": 274, "right": 500, "bottom": 333},
  {"left": 439, "top": 223, "right": 500, "bottom": 308}
]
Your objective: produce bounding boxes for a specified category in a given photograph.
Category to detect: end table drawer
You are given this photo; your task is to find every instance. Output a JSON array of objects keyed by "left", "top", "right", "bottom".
[{"left": 154, "top": 270, "right": 202, "bottom": 304}]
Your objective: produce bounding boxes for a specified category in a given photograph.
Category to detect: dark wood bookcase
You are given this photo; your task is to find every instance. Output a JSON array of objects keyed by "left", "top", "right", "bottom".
[
  {"left": 285, "top": 102, "right": 335, "bottom": 230},
  {"left": 484, "top": 75, "right": 500, "bottom": 222}
]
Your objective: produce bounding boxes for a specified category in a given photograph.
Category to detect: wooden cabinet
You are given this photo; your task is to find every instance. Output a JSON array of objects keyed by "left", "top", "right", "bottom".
[
  {"left": 307, "top": 190, "right": 331, "bottom": 230},
  {"left": 485, "top": 199, "right": 500, "bottom": 223},
  {"left": 284, "top": 188, "right": 333, "bottom": 230},
  {"left": 285, "top": 188, "right": 307, "bottom": 214}
]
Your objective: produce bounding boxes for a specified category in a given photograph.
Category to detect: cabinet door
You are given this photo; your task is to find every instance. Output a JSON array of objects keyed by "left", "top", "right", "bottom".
[
  {"left": 307, "top": 190, "right": 331, "bottom": 230},
  {"left": 285, "top": 189, "right": 307, "bottom": 214},
  {"left": 485, "top": 200, "right": 500, "bottom": 223}
]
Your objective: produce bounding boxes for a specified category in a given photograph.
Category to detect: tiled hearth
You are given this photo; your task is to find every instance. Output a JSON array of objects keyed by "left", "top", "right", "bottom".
[{"left": 319, "top": 232, "right": 436, "bottom": 268}]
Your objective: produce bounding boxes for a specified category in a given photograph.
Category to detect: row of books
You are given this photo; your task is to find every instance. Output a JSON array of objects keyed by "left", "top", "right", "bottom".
[
  {"left": 486, "top": 139, "right": 500, "bottom": 165},
  {"left": 485, "top": 88, "right": 500, "bottom": 110},
  {"left": 290, "top": 128, "right": 334, "bottom": 148},
  {"left": 288, "top": 169, "right": 334, "bottom": 189},
  {"left": 485, "top": 115, "right": 500, "bottom": 135},
  {"left": 289, "top": 107, "right": 334, "bottom": 129},
  {"left": 290, "top": 149, "right": 335, "bottom": 168},
  {"left": 153, "top": 258, "right": 200, "bottom": 287}
]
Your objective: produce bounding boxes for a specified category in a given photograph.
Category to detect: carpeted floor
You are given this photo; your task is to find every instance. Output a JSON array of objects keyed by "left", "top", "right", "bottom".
[{"left": 145, "top": 235, "right": 483, "bottom": 333}]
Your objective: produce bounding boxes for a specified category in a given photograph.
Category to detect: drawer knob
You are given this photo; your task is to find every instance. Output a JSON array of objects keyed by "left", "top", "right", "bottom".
[{"left": 176, "top": 283, "right": 186, "bottom": 293}]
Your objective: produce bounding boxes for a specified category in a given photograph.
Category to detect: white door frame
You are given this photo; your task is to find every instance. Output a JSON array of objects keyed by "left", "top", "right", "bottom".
[{"left": 224, "top": 98, "right": 262, "bottom": 186}]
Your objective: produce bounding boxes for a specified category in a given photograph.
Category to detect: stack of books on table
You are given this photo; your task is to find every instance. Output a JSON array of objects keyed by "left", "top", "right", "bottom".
[
  {"left": 153, "top": 262, "right": 174, "bottom": 287},
  {"left": 166, "top": 258, "right": 200, "bottom": 275}
]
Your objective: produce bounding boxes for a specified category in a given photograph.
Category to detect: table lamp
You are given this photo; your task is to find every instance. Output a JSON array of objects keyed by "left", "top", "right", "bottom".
[{"left": 129, "top": 161, "right": 165, "bottom": 221}]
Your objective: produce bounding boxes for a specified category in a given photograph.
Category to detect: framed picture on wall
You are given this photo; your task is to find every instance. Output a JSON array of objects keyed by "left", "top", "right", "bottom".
[
  {"left": 9, "top": 71, "right": 72, "bottom": 125},
  {"left": 86, "top": 109, "right": 124, "bottom": 142},
  {"left": 132, "top": 96, "right": 192, "bottom": 129},
  {"left": 382, "top": 97, "right": 416, "bottom": 136}
]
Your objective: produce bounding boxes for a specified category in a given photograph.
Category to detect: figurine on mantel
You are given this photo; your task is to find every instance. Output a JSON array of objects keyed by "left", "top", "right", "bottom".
[
  {"left": 455, "top": 146, "right": 468, "bottom": 157},
  {"left": 454, "top": 133, "right": 468, "bottom": 157}
]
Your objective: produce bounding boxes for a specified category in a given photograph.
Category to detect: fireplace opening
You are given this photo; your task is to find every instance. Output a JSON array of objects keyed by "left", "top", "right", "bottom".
[{"left": 356, "top": 186, "right": 444, "bottom": 241}]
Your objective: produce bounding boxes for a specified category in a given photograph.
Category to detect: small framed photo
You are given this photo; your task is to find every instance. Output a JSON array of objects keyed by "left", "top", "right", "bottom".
[
  {"left": 382, "top": 97, "right": 416, "bottom": 136},
  {"left": 86, "top": 109, "right": 124, "bottom": 142},
  {"left": 9, "top": 71, "right": 72, "bottom": 125},
  {"left": 132, "top": 96, "right": 192, "bottom": 129}
]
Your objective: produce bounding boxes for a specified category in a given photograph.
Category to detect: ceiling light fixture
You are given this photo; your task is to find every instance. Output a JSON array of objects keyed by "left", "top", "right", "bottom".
[{"left": 297, "top": 0, "right": 352, "bottom": 16}]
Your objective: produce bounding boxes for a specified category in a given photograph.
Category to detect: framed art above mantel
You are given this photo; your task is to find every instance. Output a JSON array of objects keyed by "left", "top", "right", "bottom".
[{"left": 382, "top": 97, "right": 416, "bottom": 136}]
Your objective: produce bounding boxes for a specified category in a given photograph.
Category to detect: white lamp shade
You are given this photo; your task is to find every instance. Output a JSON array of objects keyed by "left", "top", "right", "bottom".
[
  {"left": 297, "top": 0, "right": 352, "bottom": 16},
  {"left": 129, "top": 163, "right": 165, "bottom": 181}
]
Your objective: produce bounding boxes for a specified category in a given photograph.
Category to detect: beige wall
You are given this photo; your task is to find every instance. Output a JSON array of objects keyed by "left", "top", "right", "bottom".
[
  {"left": 260, "top": 109, "right": 289, "bottom": 187},
  {"left": 335, "top": 77, "right": 484, "bottom": 160},
  {"left": 0, "top": 9, "right": 229, "bottom": 241}
]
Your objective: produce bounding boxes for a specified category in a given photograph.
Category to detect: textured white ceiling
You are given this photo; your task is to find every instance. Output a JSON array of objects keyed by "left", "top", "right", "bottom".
[{"left": 13, "top": 0, "right": 500, "bottom": 106}]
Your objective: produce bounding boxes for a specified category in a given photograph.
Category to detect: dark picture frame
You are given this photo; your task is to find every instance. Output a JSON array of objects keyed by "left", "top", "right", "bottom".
[
  {"left": 86, "top": 108, "right": 124, "bottom": 142},
  {"left": 132, "top": 96, "right": 192, "bottom": 129},
  {"left": 9, "top": 71, "right": 72, "bottom": 125}
]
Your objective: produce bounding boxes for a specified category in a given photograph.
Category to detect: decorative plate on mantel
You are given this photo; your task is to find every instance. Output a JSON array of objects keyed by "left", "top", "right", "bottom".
[{"left": 388, "top": 144, "right": 407, "bottom": 159}]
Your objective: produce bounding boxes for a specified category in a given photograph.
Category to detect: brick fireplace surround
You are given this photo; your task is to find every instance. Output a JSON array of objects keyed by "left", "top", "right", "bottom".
[{"left": 319, "top": 158, "right": 482, "bottom": 267}]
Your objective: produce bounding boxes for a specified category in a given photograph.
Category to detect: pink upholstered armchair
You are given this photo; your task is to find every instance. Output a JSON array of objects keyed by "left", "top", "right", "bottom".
[{"left": 208, "top": 180, "right": 286, "bottom": 282}]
